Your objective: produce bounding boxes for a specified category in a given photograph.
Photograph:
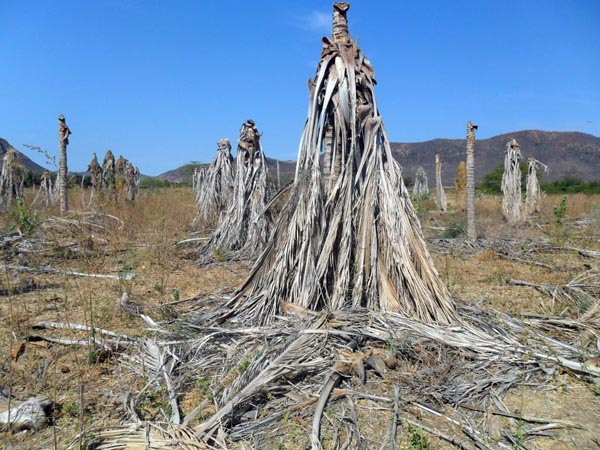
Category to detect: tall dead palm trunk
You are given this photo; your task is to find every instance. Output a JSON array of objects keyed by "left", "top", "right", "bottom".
[
  {"left": 201, "top": 120, "right": 271, "bottom": 260},
  {"left": 435, "top": 153, "right": 447, "bottom": 212},
  {"left": 466, "top": 121, "right": 477, "bottom": 239},
  {"left": 501, "top": 138, "right": 522, "bottom": 224},
  {"left": 58, "top": 114, "right": 71, "bottom": 216},
  {"left": 225, "top": 3, "right": 455, "bottom": 326}
]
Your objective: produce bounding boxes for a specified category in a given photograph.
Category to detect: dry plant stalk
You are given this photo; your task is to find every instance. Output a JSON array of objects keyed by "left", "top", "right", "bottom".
[
  {"left": 0, "top": 148, "right": 25, "bottom": 208},
  {"left": 226, "top": 2, "right": 455, "bottom": 325},
  {"left": 412, "top": 166, "right": 429, "bottom": 198},
  {"left": 435, "top": 153, "right": 447, "bottom": 212},
  {"left": 525, "top": 157, "right": 547, "bottom": 216},
  {"left": 501, "top": 138, "right": 523, "bottom": 224},
  {"left": 202, "top": 120, "right": 271, "bottom": 260},
  {"left": 193, "top": 138, "right": 235, "bottom": 227},
  {"left": 466, "top": 121, "right": 477, "bottom": 239}
]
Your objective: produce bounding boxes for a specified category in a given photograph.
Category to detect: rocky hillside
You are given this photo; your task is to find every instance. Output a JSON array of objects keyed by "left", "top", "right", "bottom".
[
  {"left": 155, "top": 130, "right": 600, "bottom": 186},
  {"left": 392, "top": 130, "right": 600, "bottom": 186},
  {"left": 0, "top": 138, "right": 46, "bottom": 173}
]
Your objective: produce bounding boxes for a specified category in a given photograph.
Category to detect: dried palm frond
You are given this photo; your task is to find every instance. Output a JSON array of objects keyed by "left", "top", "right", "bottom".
[
  {"left": 501, "top": 138, "right": 523, "bottom": 224},
  {"left": 224, "top": 2, "right": 454, "bottom": 325},
  {"left": 525, "top": 157, "right": 548, "bottom": 216},
  {"left": 435, "top": 153, "right": 447, "bottom": 212},
  {"left": 412, "top": 166, "right": 429, "bottom": 199},
  {"left": 200, "top": 120, "right": 271, "bottom": 261},
  {"left": 81, "top": 422, "right": 208, "bottom": 450},
  {"left": 193, "top": 139, "right": 235, "bottom": 228},
  {"left": 125, "top": 162, "right": 140, "bottom": 202}
]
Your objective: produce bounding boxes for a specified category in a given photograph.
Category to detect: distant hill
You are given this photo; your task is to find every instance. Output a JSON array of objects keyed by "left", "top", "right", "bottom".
[
  {"left": 157, "top": 158, "right": 297, "bottom": 185},
  {"left": 153, "top": 130, "right": 600, "bottom": 186},
  {"left": 391, "top": 130, "right": 600, "bottom": 185},
  {"left": 0, "top": 137, "right": 46, "bottom": 173}
]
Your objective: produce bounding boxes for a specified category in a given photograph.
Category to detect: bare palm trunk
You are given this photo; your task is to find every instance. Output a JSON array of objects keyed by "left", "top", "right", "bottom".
[
  {"left": 466, "top": 121, "right": 477, "bottom": 239},
  {"left": 58, "top": 114, "right": 71, "bottom": 216},
  {"left": 435, "top": 153, "right": 447, "bottom": 212}
]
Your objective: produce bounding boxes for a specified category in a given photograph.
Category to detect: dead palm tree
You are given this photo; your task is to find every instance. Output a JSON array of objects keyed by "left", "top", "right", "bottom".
[
  {"left": 58, "top": 114, "right": 71, "bottom": 216},
  {"left": 501, "top": 138, "right": 523, "bottom": 224},
  {"left": 193, "top": 138, "right": 235, "bottom": 228},
  {"left": 0, "top": 148, "right": 25, "bottom": 208},
  {"left": 525, "top": 157, "right": 547, "bottom": 216},
  {"left": 201, "top": 120, "right": 271, "bottom": 261},
  {"left": 412, "top": 166, "right": 429, "bottom": 198},
  {"left": 466, "top": 121, "right": 477, "bottom": 239},
  {"left": 225, "top": 2, "right": 455, "bottom": 325},
  {"left": 435, "top": 153, "right": 447, "bottom": 212}
]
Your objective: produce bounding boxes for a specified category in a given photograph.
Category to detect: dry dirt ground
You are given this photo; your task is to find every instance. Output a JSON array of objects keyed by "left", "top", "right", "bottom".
[{"left": 1, "top": 188, "right": 599, "bottom": 449}]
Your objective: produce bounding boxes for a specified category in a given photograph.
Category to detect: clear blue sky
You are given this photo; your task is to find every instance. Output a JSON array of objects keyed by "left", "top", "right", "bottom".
[{"left": 1, "top": 0, "right": 599, "bottom": 175}]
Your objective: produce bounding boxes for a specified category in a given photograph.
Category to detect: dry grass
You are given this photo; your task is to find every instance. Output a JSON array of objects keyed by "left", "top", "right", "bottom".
[{"left": 1, "top": 187, "right": 600, "bottom": 449}]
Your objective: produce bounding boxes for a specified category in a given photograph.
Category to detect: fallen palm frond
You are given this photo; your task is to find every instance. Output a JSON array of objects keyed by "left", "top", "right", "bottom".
[
  {"left": 193, "top": 139, "right": 235, "bottom": 228},
  {"left": 94, "top": 299, "right": 599, "bottom": 448},
  {"left": 501, "top": 138, "right": 522, "bottom": 224},
  {"left": 525, "top": 157, "right": 548, "bottom": 216},
  {"left": 435, "top": 153, "right": 447, "bottom": 212},
  {"left": 199, "top": 120, "right": 271, "bottom": 262},
  {"left": 511, "top": 269, "right": 600, "bottom": 314},
  {"left": 223, "top": 2, "right": 454, "bottom": 325},
  {"left": 412, "top": 166, "right": 429, "bottom": 199}
]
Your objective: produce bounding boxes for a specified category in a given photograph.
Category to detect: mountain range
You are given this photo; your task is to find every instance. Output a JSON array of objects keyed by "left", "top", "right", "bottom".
[{"left": 2, "top": 130, "right": 600, "bottom": 186}]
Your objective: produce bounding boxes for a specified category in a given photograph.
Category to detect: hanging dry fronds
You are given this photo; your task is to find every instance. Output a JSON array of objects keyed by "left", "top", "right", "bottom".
[
  {"left": 101, "top": 150, "right": 116, "bottom": 201},
  {"left": 193, "top": 138, "right": 235, "bottom": 228},
  {"left": 412, "top": 166, "right": 429, "bottom": 198},
  {"left": 200, "top": 120, "right": 271, "bottom": 261},
  {"left": 225, "top": 2, "right": 454, "bottom": 325},
  {"left": 525, "top": 157, "right": 548, "bottom": 216},
  {"left": 0, "top": 148, "right": 25, "bottom": 208},
  {"left": 85, "top": 153, "right": 102, "bottom": 207},
  {"left": 466, "top": 121, "right": 478, "bottom": 239},
  {"left": 501, "top": 138, "right": 523, "bottom": 224},
  {"left": 435, "top": 153, "right": 447, "bottom": 212}
]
